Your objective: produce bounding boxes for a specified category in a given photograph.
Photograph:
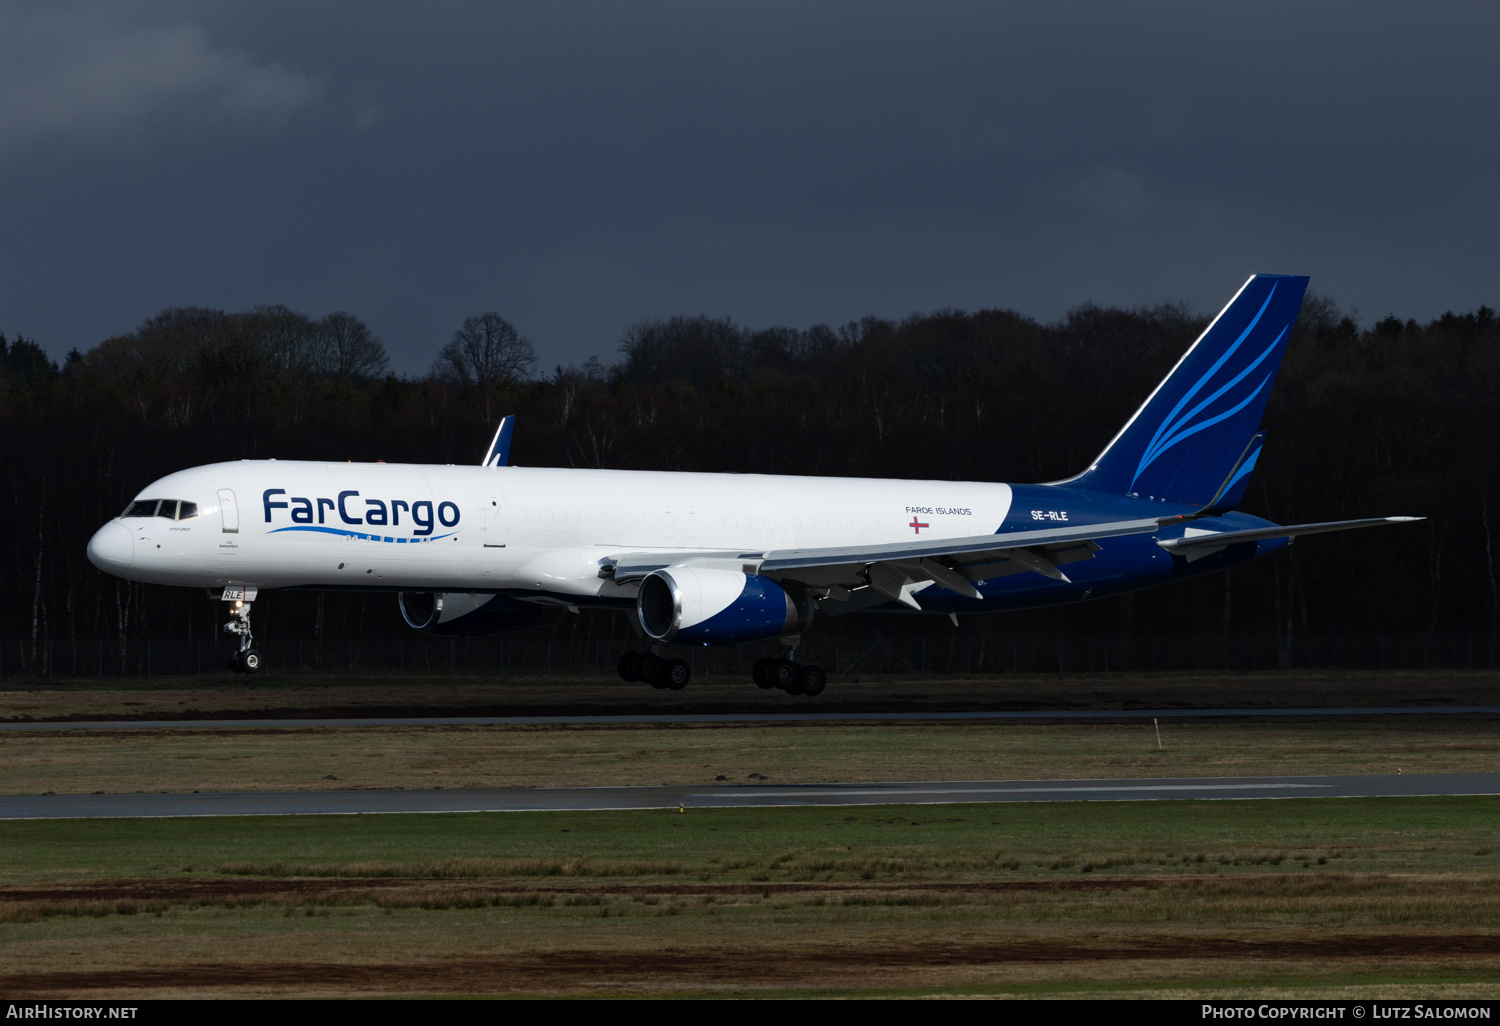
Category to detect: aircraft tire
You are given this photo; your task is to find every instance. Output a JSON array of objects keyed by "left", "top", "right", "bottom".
[
  {"left": 751, "top": 657, "right": 776, "bottom": 689},
  {"left": 665, "top": 658, "right": 691, "bottom": 690},
  {"left": 639, "top": 653, "right": 668, "bottom": 689},
  {"left": 797, "top": 664, "right": 826, "bottom": 697},
  {"left": 227, "top": 650, "right": 244, "bottom": 673},
  {"left": 771, "top": 658, "right": 798, "bottom": 689},
  {"left": 617, "top": 652, "right": 641, "bottom": 682},
  {"left": 241, "top": 648, "right": 264, "bottom": 674}
]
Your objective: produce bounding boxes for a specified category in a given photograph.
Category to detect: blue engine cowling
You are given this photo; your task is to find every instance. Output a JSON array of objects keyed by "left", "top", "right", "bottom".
[
  {"left": 637, "top": 568, "right": 811, "bottom": 645},
  {"left": 398, "top": 592, "right": 546, "bottom": 636}
]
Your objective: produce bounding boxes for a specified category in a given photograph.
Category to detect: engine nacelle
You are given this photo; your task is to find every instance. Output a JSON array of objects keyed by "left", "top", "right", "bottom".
[
  {"left": 398, "top": 592, "right": 545, "bottom": 636},
  {"left": 637, "top": 568, "right": 811, "bottom": 645}
]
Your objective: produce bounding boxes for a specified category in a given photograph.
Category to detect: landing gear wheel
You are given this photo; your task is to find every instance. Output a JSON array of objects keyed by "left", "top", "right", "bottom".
[
  {"left": 638, "top": 653, "right": 668, "bottom": 689},
  {"left": 797, "top": 664, "right": 826, "bottom": 697},
  {"left": 240, "top": 648, "right": 264, "bottom": 674},
  {"left": 227, "top": 650, "right": 245, "bottom": 673},
  {"left": 664, "top": 658, "right": 691, "bottom": 690},
  {"left": 617, "top": 652, "right": 642, "bottom": 682},
  {"left": 751, "top": 657, "right": 776, "bottom": 689},
  {"left": 771, "top": 658, "right": 798, "bottom": 690}
]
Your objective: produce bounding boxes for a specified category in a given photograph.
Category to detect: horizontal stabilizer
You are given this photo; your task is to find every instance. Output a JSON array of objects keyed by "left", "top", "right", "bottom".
[{"left": 1157, "top": 516, "right": 1423, "bottom": 555}]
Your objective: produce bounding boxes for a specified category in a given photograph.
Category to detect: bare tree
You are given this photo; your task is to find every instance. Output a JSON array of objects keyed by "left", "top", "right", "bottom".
[
  {"left": 435, "top": 312, "right": 535, "bottom": 388},
  {"left": 253, "top": 304, "right": 321, "bottom": 381},
  {"left": 316, "top": 312, "right": 388, "bottom": 380}
]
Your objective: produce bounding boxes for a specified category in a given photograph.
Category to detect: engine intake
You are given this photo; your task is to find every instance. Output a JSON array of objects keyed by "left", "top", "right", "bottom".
[{"left": 637, "top": 568, "right": 810, "bottom": 645}]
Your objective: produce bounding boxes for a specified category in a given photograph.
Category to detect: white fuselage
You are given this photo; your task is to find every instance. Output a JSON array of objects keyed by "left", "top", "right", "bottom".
[{"left": 88, "top": 460, "right": 1016, "bottom": 600}]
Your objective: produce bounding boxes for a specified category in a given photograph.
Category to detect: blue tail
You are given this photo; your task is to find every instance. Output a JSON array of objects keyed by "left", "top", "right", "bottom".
[
  {"left": 482, "top": 415, "right": 515, "bottom": 467},
  {"left": 1061, "top": 274, "right": 1308, "bottom": 507}
]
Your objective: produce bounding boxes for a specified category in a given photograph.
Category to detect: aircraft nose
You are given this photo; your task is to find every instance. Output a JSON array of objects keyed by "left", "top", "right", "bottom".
[{"left": 87, "top": 522, "right": 134, "bottom": 574}]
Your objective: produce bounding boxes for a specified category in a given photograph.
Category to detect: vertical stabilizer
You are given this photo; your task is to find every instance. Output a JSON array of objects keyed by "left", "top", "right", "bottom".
[
  {"left": 1060, "top": 274, "right": 1307, "bottom": 506},
  {"left": 482, "top": 415, "right": 515, "bottom": 467}
]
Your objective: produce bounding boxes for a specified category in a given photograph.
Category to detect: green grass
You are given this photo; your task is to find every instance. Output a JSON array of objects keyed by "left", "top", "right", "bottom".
[
  {"left": 4, "top": 715, "right": 1498, "bottom": 795},
  {"left": 3, "top": 796, "right": 1498, "bottom": 883},
  {"left": 5, "top": 667, "right": 1500, "bottom": 722},
  {"left": 4, "top": 798, "right": 1499, "bottom": 996}
]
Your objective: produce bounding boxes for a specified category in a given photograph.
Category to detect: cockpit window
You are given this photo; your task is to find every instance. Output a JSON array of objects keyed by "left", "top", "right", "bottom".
[{"left": 122, "top": 499, "right": 198, "bottom": 520}]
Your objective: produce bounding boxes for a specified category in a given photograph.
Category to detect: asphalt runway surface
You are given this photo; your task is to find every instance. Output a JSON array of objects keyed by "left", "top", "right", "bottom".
[
  {"left": 4, "top": 705, "right": 1499, "bottom": 732},
  {"left": 3, "top": 773, "right": 1497, "bottom": 820}
]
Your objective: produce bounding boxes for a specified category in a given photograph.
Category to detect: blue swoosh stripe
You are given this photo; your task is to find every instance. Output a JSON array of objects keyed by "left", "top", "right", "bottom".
[
  {"left": 268, "top": 525, "right": 456, "bottom": 543},
  {"left": 1133, "top": 283, "right": 1277, "bottom": 487},
  {"left": 1135, "top": 371, "right": 1275, "bottom": 474},
  {"left": 1140, "top": 324, "right": 1288, "bottom": 476},
  {"left": 1157, "top": 324, "right": 1287, "bottom": 454}
]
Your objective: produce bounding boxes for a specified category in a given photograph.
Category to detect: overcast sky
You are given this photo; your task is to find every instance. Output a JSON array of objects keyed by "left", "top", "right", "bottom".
[{"left": 1, "top": 1, "right": 1496, "bottom": 375}]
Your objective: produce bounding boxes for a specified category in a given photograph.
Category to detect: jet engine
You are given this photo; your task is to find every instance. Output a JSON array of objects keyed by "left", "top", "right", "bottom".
[
  {"left": 637, "top": 568, "right": 811, "bottom": 645},
  {"left": 398, "top": 592, "right": 545, "bottom": 636}
]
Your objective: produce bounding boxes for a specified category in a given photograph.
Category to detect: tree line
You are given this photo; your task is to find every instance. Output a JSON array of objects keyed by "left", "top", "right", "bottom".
[{"left": 1, "top": 295, "right": 1495, "bottom": 668}]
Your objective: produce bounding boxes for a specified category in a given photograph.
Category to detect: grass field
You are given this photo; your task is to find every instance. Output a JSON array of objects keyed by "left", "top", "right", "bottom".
[
  {"left": 2, "top": 798, "right": 1499, "bottom": 997},
  {"left": 2, "top": 715, "right": 1499, "bottom": 795},
  {"left": 3, "top": 669, "right": 1497, "bottom": 997},
  {"left": 3, "top": 668, "right": 1499, "bottom": 722}
]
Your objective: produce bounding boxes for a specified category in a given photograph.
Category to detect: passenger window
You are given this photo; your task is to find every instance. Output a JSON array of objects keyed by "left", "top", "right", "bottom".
[
  {"left": 176, "top": 501, "right": 198, "bottom": 520},
  {"left": 124, "top": 500, "right": 159, "bottom": 517}
]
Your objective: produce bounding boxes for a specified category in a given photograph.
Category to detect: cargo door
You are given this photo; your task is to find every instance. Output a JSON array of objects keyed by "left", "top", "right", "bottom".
[{"left": 484, "top": 493, "right": 506, "bottom": 548}]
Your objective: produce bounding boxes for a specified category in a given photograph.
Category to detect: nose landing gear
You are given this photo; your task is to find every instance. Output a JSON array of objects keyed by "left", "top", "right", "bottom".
[{"left": 222, "top": 597, "right": 263, "bottom": 674}]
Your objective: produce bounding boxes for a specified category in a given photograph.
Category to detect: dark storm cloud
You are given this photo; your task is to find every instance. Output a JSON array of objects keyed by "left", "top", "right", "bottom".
[{"left": 2, "top": 1, "right": 1496, "bottom": 373}]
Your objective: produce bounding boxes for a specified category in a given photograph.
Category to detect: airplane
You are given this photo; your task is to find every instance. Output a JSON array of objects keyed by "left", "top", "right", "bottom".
[{"left": 86, "top": 274, "right": 1419, "bottom": 695}]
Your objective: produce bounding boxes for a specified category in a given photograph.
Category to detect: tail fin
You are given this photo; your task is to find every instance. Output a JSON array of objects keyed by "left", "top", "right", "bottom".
[
  {"left": 1061, "top": 274, "right": 1308, "bottom": 506},
  {"left": 482, "top": 415, "right": 515, "bottom": 467}
]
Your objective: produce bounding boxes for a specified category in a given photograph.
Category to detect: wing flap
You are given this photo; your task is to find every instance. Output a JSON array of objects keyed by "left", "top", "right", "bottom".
[
  {"left": 756, "top": 517, "right": 1161, "bottom": 574},
  {"left": 602, "top": 517, "right": 1164, "bottom": 604}
]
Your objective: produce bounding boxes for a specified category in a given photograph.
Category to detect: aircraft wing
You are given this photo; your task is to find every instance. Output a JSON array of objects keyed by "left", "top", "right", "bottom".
[{"left": 604, "top": 516, "right": 1163, "bottom": 610}]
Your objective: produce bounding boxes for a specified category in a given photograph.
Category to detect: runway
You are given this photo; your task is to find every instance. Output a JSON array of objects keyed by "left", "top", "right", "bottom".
[
  {"left": 3, "top": 773, "right": 1497, "bottom": 820},
  {"left": 3, "top": 705, "right": 1498, "bottom": 732}
]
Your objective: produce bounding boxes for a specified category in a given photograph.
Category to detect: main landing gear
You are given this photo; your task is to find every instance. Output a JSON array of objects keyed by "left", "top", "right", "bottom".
[
  {"left": 751, "top": 657, "right": 826, "bottom": 697},
  {"left": 617, "top": 650, "right": 691, "bottom": 690},
  {"left": 616, "top": 644, "right": 825, "bottom": 697},
  {"left": 223, "top": 599, "right": 263, "bottom": 674}
]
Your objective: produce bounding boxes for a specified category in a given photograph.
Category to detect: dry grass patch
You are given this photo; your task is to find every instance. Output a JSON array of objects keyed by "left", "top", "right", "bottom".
[{"left": 4, "top": 714, "right": 1499, "bottom": 795}]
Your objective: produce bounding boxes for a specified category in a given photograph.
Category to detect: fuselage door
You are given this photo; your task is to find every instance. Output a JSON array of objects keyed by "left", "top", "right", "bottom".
[
  {"left": 484, "top": 494, "right": 505, "bottom": 548},
  {"left": 218, "top": 489, "right": 239, "bottom": 533}
]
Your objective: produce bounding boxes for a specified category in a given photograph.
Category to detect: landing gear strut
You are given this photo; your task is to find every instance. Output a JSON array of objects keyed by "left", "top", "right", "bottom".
[
  {"left": 618, "top": 650, "right": 691, "bottom": 690},
  {"left": 223, "top": 599, "right": 263, "bottom": 674}
]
